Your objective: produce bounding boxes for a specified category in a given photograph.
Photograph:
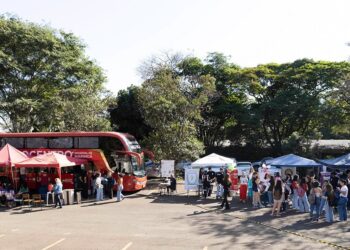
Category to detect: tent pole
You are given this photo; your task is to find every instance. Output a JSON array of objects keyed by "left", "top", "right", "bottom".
[
  {"left": 58, "top": 167, "right": 62, "bottom": 180},
  {"left": 10, "top": 165, "right": 17, "bottom": 190}
]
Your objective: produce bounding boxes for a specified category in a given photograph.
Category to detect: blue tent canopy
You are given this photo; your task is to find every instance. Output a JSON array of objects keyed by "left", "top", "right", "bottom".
[
  {"left": 264, "top": 154, "right": 322, "bottom": 168},
  {"left": 318, "top": 153, "right": 350, "bottom": 168}
]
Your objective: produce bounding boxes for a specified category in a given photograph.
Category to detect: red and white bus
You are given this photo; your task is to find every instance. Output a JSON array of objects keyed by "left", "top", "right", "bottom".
[{"left": 0, "top": 132, "right": 149, "bottom": 192}]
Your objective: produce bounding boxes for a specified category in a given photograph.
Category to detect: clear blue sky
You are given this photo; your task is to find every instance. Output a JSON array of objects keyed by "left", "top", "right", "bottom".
[{"left": 2, "top": 0, "right": 350, "bottom": 94}]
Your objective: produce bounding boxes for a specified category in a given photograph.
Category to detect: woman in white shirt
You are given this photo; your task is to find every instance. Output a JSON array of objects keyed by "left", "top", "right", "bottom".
[
  {"left": 337, "top": 179, "right": 348, "bottom": 221},
  {"left": 95, "top": 173, "right": 104, "bottom": 201}
]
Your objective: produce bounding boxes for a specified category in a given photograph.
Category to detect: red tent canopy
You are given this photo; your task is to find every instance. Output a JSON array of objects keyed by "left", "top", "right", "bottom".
[
  {"left": 0, "top": 143, "right": 29, "bottom": 167},
  {"left": 14, "top": 152, "right": 88, "bottom": 168}
]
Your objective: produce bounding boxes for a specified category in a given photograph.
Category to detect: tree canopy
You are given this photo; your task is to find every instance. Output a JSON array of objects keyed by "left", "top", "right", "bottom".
[
  {"left": 111, "top": 53, "right": 350, "bottom": 161},
  {"left": 0, "top": 15, "right": 111, "bottom": 132},
  {"left": 2, "top": 16, "right": 350, "bottom": 161}
]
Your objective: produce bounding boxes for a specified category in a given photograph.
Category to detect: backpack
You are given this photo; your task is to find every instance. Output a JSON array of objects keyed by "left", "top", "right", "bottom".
[{"left": 308, "top": 191, "right": 315, "bottom": 205}]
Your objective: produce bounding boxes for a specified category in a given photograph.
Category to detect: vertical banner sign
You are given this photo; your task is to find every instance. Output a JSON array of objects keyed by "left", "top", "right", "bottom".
[
  {"left": 229, "top": 169, "right": 239, "bottom": 191},
  {"left": 185, "top": 168, "right": 199, "bottom": 191},
  {"left": 161, "top": 160, "right": 175, "bottom": 177}
]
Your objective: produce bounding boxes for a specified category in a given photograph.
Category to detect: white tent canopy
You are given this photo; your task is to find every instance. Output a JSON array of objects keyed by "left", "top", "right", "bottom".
[{"left": 191, "top": 153, "right": 236, "bottom": 169}]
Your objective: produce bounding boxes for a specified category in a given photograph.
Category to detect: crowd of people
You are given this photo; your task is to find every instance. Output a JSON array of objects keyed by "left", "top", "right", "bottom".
[
  {"left": 0, "top": 169, "right": 126, "bottom": 209},
  {"left": 89, "top": 170, "right": 124, "bottom": 202},
  {"left": 200, "top": 167, "right": 349, "bottom": 222}
]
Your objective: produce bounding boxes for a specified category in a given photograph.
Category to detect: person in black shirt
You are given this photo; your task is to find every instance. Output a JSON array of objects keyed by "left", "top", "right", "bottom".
[
  {"left": 202, "top": 171, "right": 210, "bottom": 198},
  {"left": 207, "top": 167, "right": 216, "bottom": 197},
  {"left": 216, "top": 168, "right": 224, "bottom": 199},
  {"left": 221, "top": 174, "right": 232, "bottom": 210},
  {"left": 330, "top": 172, "right": 339, "bottom": 191},
  {"left": 106, "top": 172, "right": 116, "bottom": 199}
]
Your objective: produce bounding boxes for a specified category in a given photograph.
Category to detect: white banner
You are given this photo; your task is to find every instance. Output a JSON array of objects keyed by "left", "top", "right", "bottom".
[
  {"left": 185, "top": 168, "right": 199, "bottom": 191},
  {"left": 161, "top": 160, "right": 175, "bottom": 177}
]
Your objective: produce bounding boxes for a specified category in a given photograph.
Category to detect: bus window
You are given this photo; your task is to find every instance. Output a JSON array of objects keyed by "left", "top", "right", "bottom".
[
  {"left": 99, "top": 137, "right": 125, "bottom": 168},
  {"left": 99, "top": 137, "right": 125, "bottom": 151},
  {"left": 49, "top": 137, "right": 73, "bottom": 149},
  {"left": 3, "top": 137, "right": 25, "bottom": 148},
  {"left": 77, "top": 137, "right": 99, "bottom": 149},
  {"left": 26, "top": 138, "right": 48, "bottom": 148}
]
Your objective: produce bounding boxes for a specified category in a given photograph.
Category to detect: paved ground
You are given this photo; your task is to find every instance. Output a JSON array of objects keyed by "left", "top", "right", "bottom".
[{"left": 0, "top": 180, "right": 349, "bottom": 250}]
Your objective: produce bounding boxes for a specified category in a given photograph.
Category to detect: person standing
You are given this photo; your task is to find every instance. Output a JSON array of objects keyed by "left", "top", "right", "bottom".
[
  {"left": 324, "top": 184, "right": 335, "bottom": 223},
  {"left": 117, "top": 173, "right": 124, "bottom": 202},
  {"left": 309, "top": 181, "right": 322, "bottom": 221},
  {"left": 347, "top": 171, "right": 350, "bottom": 209},
  {"left": 337, "top": 179, "right": 348, "bottom": 221},
  {"left": 271, "top": 179, "right": 283, "bottom": 216},
  {"left": 168, "top": 174, "right": 177, "bottom": 194},
  {"left": 202, "top": 170, "right": 210, "bottom": 198},
  {"left": 207, "top": 167, "right": 216, "bottom": 197},
  {"left": 247, "top": 168, "right": 254, "bottom": 201},
  {"left": 330, "top": 172, "right": 339, "bottom": 190},
  {"left": 91, "top": 170, "right": 98, "bottom": 198},
  {"left": 106, "top": 172, "right": 115, "bottom": 199},
  {"left": 252, "top": 172, "right": 260, "bottom": 208},
  {"left": 297, "top": 177, "right": 310, "bottom": 213},
  {"left": 267, "top": 175, "right": 275, "bottom": 206},
  {"left": 239, "top": 172, "right": 248, "bottom": 203},
  {"left": 319, "top": 180, "right": 330, "bottom": 216},
  {"left": 216, "top": 168, "right": 224, "bottom": 199},
  {"left": 95, "top": 173, "right": 104, "bottom": 201},
  {"left": 53, "top": 178, "right": 63, "bottom": 209},
  {"left": 221, "top": 174, "right": 232, "bottom": 210},
  {"left": 291, "top": 175, "right": 299, "bottom": 210}
]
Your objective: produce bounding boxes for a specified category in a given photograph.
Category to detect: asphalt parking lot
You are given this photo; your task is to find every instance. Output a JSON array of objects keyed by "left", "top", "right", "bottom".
[{"left": 0, "top": 180, "right": 349, "bottom": 250}]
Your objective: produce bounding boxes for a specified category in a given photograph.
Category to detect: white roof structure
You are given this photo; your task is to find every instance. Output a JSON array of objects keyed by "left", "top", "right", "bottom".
[{"left": 191, "top": 153, "right": 236, "bottom": 168}]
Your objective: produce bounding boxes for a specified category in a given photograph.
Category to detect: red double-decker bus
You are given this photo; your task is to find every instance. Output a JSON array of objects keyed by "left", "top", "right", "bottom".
[{"left": 0, "top": 132, "right": 149, "bottom": 192}]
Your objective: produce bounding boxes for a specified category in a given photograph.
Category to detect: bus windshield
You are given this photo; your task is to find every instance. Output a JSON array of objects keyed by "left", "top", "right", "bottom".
[{"left": 131, "top": 155, "right": 145, "bottom": 177}]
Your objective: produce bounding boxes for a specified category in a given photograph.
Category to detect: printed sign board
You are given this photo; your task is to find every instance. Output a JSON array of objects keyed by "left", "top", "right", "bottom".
[
  {"left": 185, "top": 168, "right": 199, "bottom": 191},
  {"left": 161, "top": 160, "right": 175, "bottom": 177}
]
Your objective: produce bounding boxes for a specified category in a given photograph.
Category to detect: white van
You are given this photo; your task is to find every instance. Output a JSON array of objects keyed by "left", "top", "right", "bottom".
[{"left": 236, "top": 162, "right": 252, "bottom": 176}]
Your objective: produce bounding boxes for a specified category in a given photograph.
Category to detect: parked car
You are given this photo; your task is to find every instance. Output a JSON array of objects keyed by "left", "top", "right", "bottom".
[
  {"left": 145, "top": 162, "right": 161, "bottom": 178},
  {"left": 175, "top": 160, "right": 192, "bottom": 170},
  {"left": 236, "top": 161, "right": 252, "bottom": 176}
]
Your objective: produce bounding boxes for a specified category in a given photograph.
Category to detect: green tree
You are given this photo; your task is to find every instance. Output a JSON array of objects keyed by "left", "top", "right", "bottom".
[
  {"left": 179, "top": 53, "right": 247, "bottom": 148},
  {"left": 138, "top": 69, "right": 215, "bottom": 161},
  {"left": 109, "top": 85, "right": 152, "bottom": 140},
  {"left": 0, "top": 15, "right": 110, "bottom": 132},
  {"left": 241, "top": 59, "right": 350, "bottom": 154}
]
